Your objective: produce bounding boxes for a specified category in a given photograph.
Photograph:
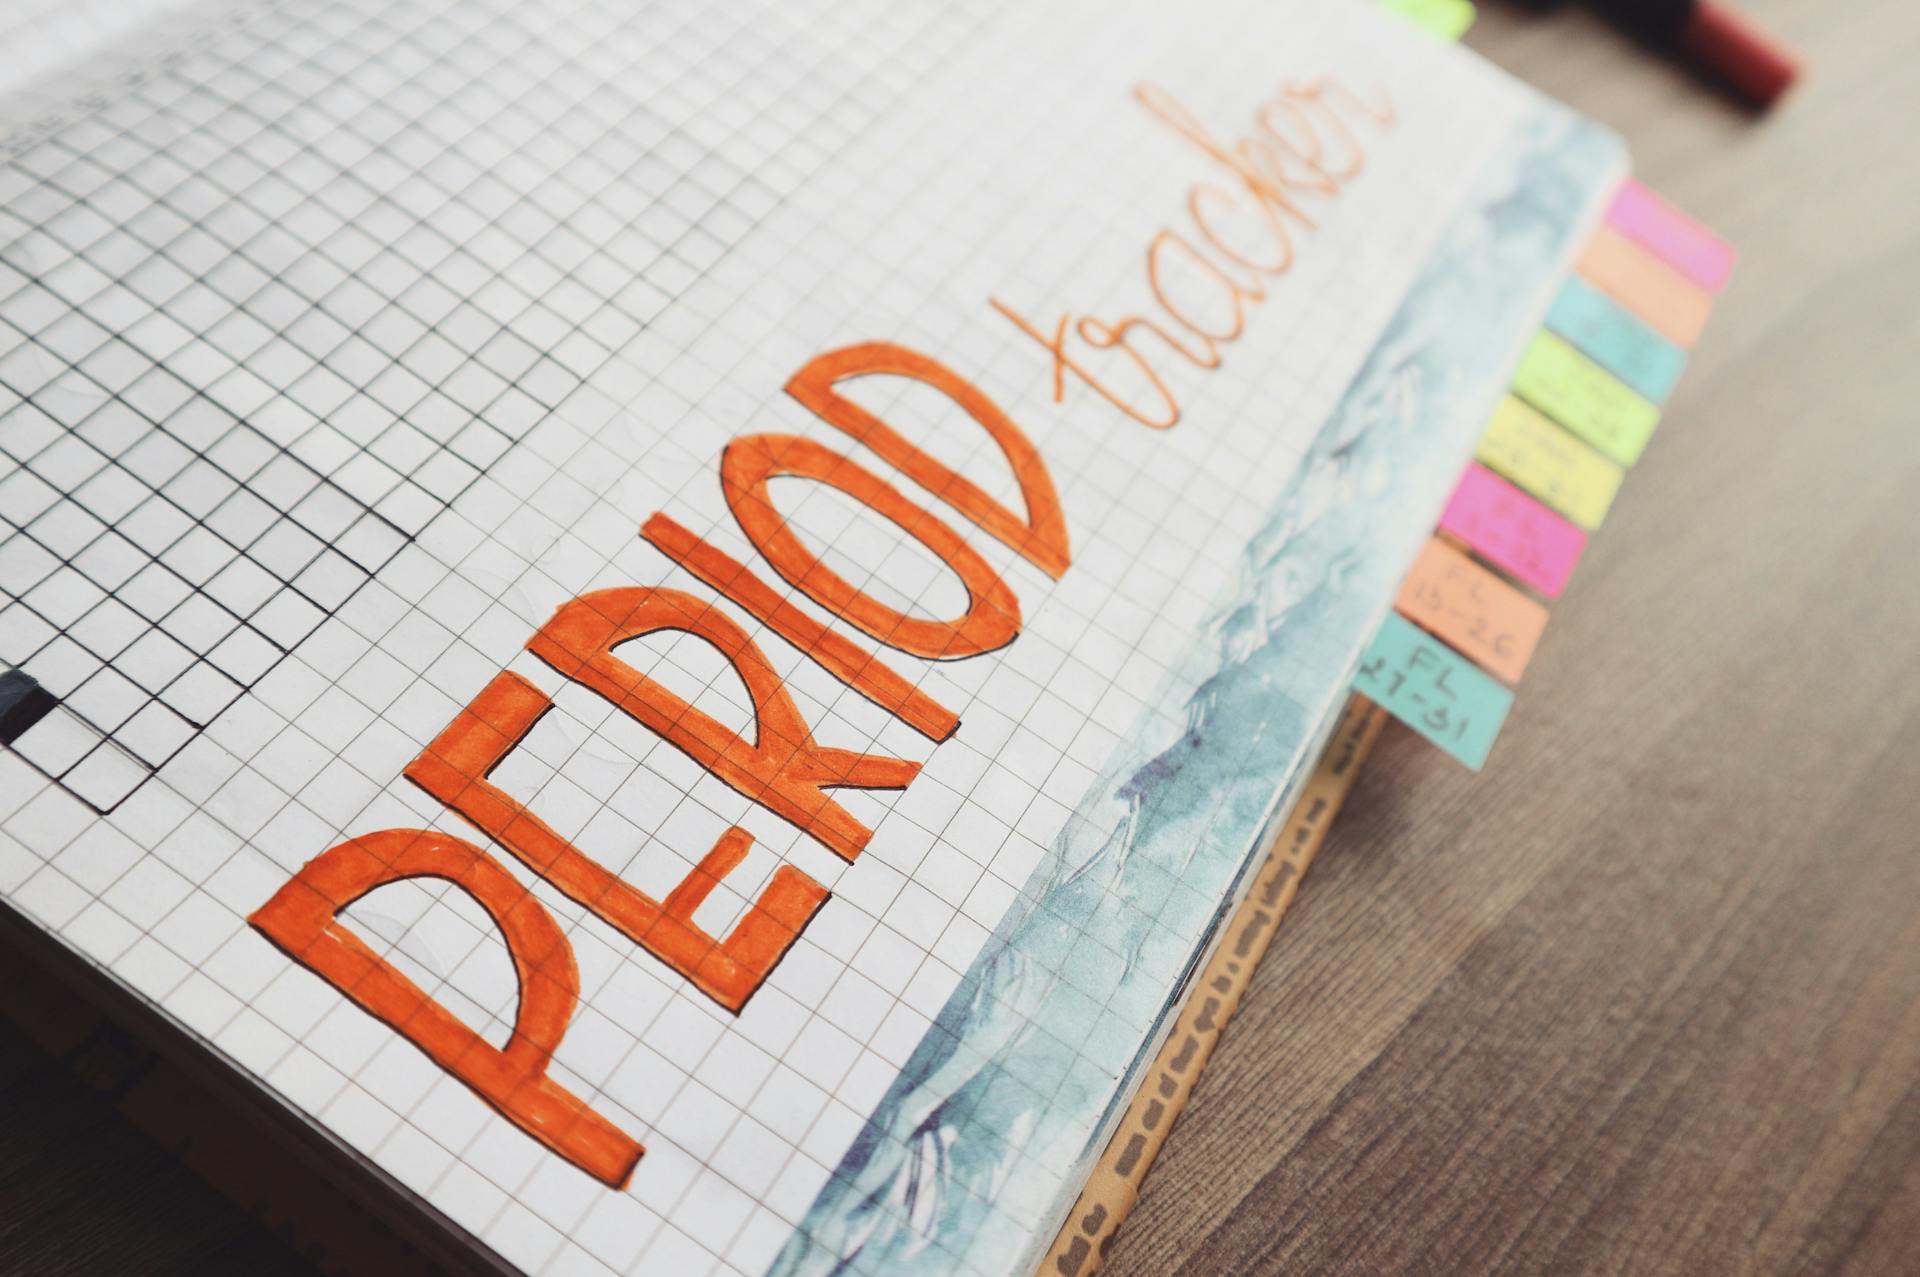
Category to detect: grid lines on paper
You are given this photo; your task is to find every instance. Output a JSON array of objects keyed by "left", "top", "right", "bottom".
[
  {"left": 0, "top": 0, "right": 867, "bottom": 812},
  {"left": 0, "top": 0, "right": 1521, "bottom": 1275}
]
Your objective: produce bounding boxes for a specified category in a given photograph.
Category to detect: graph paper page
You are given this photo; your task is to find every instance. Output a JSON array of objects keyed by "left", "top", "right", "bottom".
[{"left": 0, "top": 1, "right": 1623, "bottom": 1273}]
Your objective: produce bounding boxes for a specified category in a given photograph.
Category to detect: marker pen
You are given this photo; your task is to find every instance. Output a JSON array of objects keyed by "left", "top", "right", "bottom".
[{"left": 1528, "top": 0, "right": 1801, "bottom": 108}]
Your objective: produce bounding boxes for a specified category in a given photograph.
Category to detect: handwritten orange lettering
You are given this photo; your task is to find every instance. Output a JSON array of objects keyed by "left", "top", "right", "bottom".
[
  {"left": 1146, "top": 228, "right": 1255, "bottom": 349},
  {"left": 988, "top": 300, "right": 1183, "bottom": 430},
  {"left": 1253, "top": 97, "right": 1343, "bottom": 194},
  {"left": 1187, "top": 184, "right": 1282, "bottom": 292},
  {"left": 1278, "top": 82, "right": 1362, "bottom": 181},
  {"left": 249, "top": 829, "right": 643, "bottom": 1186},
  {"left": 528, "top": 587, "right": 916, "bottom": 861},
  {"left": 722, "top": 433, "right": 1021, "bottom": 659},
  {"left": 1132, "top": 82, "right": 1322, "bottom": 243},
  {"left": 406, "top": 671, "right": 829, "bottom": 1011},
  {"left": 785, "top": 342, "right": 1071, "bottom": 580},
  {"left": 996, "top": 77, "right": 1393, "bottom": 430},
  {"left": 251, "top": 68, "right": 1395, "bottom": 1182},
  {"left": 642, "top": 513, "right": 959, "bottom": 742}
]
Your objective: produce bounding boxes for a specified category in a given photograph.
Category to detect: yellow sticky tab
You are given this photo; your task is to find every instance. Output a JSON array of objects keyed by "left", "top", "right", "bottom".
[
  {"left": 1513, "top": 331, "right": 1661, "bottom": 467},
  {"left": 1377, "top": 0, "right": 1476, "bottom": 40},
  {"left": 1476, "top": 396, "right": 1625, "bottom": 531}
]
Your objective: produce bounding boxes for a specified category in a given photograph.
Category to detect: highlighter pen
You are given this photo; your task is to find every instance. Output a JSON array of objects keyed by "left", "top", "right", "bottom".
[{"left": 1529, "top": 0, "right": 1801, "bottom": 108}]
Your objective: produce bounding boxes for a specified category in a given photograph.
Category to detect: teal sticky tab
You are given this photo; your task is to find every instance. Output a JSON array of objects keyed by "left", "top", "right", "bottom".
[
  {"left": 1354, "top": 612, "right": 1514, "bottom": 769},
  {"left": 1545, "top": 275, "right": 1687, "bottom": 404}
]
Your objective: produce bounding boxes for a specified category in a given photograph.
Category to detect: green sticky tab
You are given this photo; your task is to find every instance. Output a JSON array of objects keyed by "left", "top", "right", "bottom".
[
  {"left": 1378, "top": 0, "right": 1476, "bottom": 40},
  {"left": 1476, "top": 396, "right": 1624, "bottom": 531},
  {"left": 1355, "top": 612, "right": 1513, "bottom": 770},
  {"left": 1513, "top": 331, "right": 1661, "bottom": 467}
]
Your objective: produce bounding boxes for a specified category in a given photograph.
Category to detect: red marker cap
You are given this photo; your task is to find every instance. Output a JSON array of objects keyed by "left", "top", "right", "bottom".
[{"left": 1679, "top": 1, "right": 1801, "bottom": 107}]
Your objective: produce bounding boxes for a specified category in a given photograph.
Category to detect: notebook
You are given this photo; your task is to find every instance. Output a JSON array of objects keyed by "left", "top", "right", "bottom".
[{"left": 0, "top": 1, "right": 1625, "bottom": 1273}]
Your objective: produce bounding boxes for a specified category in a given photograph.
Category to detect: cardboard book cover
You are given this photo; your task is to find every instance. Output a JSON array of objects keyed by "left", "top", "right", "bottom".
[{"left": 0, "top": 0, "right": 1624, "bottom": 1273}]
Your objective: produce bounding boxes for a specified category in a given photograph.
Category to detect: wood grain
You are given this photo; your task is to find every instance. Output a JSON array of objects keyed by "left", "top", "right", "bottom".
[
  {"left": 1104, "top": 2, "right": 1920, "bottom": 1273},
  {"left": 4, "top": 1, "right": 1918, "bottom": 1275}
]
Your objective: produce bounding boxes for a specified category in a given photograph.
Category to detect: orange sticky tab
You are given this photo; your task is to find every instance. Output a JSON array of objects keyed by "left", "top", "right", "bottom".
[
  {"left": 1577, "top": 225, "right": 1713, "bottom": 348},
  {"left": 1395, "top": 537, "right": 1549, "bottom": 685}
]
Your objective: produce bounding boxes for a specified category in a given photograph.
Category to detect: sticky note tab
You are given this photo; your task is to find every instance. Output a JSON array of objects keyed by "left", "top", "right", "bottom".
[
  {"left": 1513, "top": 331, "right": 1660, "bottom": 467},
  {"left": 1377, "top": 0, "right": 1477, "bottom": 40},
  {"left": 1355, "top": 612, "right": 1513, "bottom": 769},
  {"left": 1545, "top": 275, "right": 1688, "bottom": 404},
  {"left": 1477, "top": 396, "right": 1624, "bottom": 530},
  {"left": 1438, "top": 463, "right": 1587, "bottom": 599},
  {"left": 1395, "top": 538, "right": 1548, "bottom": 684},
  {"left": 1577, "top": 225, "right": 1714, "bottom": 348},
  {"left": 1606, "top": 179, "right": 1736, "bottom": 292}
]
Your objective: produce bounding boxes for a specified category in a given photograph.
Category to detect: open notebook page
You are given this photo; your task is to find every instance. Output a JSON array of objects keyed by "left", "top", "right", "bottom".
[{"left": 0, "top": 1, "right": 1623, "bottom": 1273}]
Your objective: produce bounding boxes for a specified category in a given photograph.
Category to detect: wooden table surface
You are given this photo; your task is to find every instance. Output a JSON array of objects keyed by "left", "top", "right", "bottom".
[
  {"left": 4, "top": 2, "right": 1917, "bottom": 1275},
  {"left": 1108, "top": 2, "right": 1920, "bottom": 1273}
]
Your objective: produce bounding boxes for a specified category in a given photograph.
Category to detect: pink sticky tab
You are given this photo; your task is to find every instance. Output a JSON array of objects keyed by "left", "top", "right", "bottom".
[
  {"left": 1606, "top": 180, "right": 1736, "bottom": 293},
  {"left": 1438, "top": 464, "right": 1587, "bottom": 599}
]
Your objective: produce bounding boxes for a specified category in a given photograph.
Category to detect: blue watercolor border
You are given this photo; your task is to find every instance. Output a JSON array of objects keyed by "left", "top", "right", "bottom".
[{"left": 771, "top": 103, "right": 1626, "bottom": 1277}]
